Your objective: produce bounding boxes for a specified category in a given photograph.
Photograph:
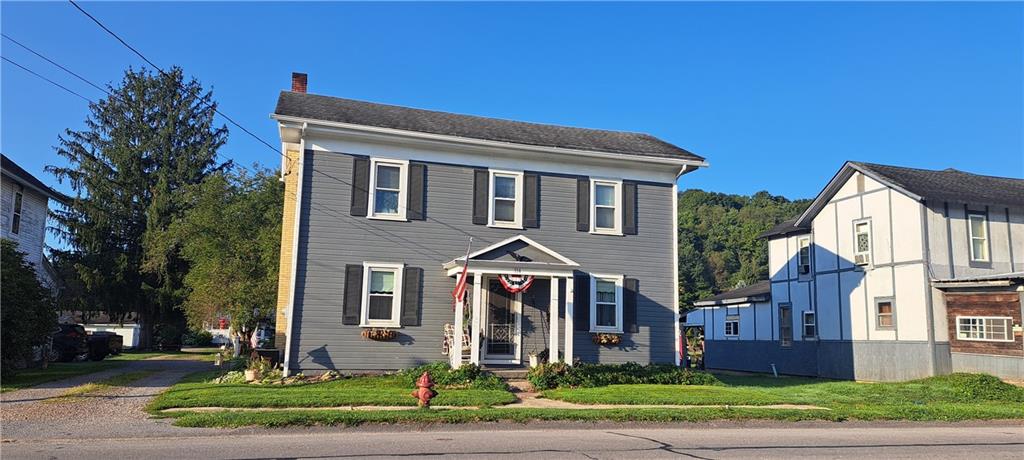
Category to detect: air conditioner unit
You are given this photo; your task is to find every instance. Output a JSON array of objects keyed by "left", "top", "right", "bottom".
[
  {"left": 854, "top": 253, "right": 871, "bottom": 266},
  {"left": 798, "top": 265, "right": 810, "bottom": 274}
]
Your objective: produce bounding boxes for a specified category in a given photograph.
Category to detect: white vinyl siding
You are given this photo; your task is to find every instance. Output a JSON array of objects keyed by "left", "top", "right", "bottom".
[
  {"left": 360, "top": 262, "right": 404, "bottom": 327},
  {"left": 956, "top": 316, "right": 1012, "bottom": 342},
  {"left": 368, "top": 158, "right": 408, "bottom": 220}
]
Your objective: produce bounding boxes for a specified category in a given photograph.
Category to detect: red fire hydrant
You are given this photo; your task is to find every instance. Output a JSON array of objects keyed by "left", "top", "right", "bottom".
[{"left": 410, "top": 371, "right": 437, "bottom": 408}]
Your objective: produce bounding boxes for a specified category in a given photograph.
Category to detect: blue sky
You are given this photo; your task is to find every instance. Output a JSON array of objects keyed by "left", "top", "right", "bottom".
[{"left": 3, "top": 2, "right": 1022, "bottom": 205}]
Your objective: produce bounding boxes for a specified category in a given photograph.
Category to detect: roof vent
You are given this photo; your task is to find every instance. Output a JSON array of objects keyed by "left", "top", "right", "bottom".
[{"left": 291, "top": 72, "right": 307, "bottom": 93}]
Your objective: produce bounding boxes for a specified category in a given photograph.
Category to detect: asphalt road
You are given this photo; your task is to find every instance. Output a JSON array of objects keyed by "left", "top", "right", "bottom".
[{"left": 3, "top": 423, "right": 1023, "bottom": 459}]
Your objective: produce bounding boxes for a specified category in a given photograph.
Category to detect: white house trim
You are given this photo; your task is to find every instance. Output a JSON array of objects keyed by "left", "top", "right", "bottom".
[
  {"left": 589, "top": 273, "right": 625, "bottom": 334},
  {"left": 367, "top": 157, "right": 409, "bottom": 221},
  {"left": 282, "top": 144, "right": 305, "bottom": 377},
  {"left": 487, "top": 169, "right": 524, "bottom": 229},
  {"left": 359, "top": 262, "right": 406, "bottom": 328},
  {"left": 589, "top": 178, "right": 623, "bottom": 236},
  {"left": 446, "top": 234, "right": 580, "bottom": 267}
]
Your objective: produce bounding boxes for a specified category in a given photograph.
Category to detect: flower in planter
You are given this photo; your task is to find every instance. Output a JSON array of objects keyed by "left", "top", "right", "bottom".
[
  {"left": 361, "top": 328, "right": 398, "bottom": 341},
  {"left": 591, "top": 333, "right": 622, "bottom": 345}
]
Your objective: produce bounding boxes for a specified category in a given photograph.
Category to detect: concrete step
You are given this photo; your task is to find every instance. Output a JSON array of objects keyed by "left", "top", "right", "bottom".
[{"left": 483, "top": 367, "right": 529, "bottom": 380}]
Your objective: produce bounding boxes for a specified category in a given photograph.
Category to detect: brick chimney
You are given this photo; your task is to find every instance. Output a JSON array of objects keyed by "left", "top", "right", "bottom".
[{"left": 291, "top": 72, "right": 307, "bottom": 93}]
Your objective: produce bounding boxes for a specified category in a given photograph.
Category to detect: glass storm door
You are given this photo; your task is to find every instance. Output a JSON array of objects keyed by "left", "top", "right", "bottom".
[{"left": 484, "top": 278, "right": 521, "bottom": 363}]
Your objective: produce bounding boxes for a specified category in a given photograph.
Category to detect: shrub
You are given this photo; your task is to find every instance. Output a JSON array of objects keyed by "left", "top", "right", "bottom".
[
  {"left": 0, "top": 240, "right": 57, "bottom": 375},
  {"left": 210, "top": 371, "right": 247, "bottom": 384},
  {"left": 398, "top": 362, "right": 506, "bottom": 390},
  {"left": 527, "top": 362, "right": 722, "bottom": 390},
  {"left": 916, "top": 373, "right": 1024, "bottom": 403},
  {"left": 182, "top": 330, "right": 214, "bottom": 346}
]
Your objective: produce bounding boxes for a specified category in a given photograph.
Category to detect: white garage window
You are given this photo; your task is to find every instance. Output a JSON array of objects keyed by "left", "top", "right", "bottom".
[{"left": 957, "top": 316, "right": 1012, "bottom": 342}]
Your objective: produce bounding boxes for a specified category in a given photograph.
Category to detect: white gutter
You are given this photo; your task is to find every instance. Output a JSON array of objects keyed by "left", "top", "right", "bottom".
[{"left": 271, "top": 114, "right": 709, "bottom": 169}]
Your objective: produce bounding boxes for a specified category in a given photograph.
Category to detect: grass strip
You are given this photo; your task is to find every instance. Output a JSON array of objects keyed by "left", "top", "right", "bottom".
[
  {"left": 164, "top": 403, "right": 1024, "bottom": 428},
  {"left": 48, "top": 370, "right": 156, "bottom": 402},
  {"left": 0, "top": 361, "right": 127, "bottom": 393}
]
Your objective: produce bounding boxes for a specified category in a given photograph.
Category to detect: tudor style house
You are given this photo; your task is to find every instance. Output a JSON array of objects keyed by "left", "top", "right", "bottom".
[
  {"left": 686, "top": 162, "right": 1024, "bottom": 381},
  {"left": 1, "top": 154, "right": 64, "bottom": 291},
  {"left": 272, "top": 73, "right": 706, "bottom": 375}
]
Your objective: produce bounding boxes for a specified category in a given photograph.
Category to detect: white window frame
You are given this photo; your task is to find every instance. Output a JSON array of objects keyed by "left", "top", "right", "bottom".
[
  {"left": 367, "top": 158, "right": 409, "bottom": 221},
  {"left": 487, "top": 169, "right": 523, "bottom": 229},
  {"left": 853, "top": 219, "right": 872, "bottom": 266},
  {"left": 724, "top": 315, "right": 740, "bottom": 337},
  {"left": 11, "top": 184, "right": 23, "bottom": 235},
  {"left": 359, "top": 262, "right": 405, "bottom": 328},
  {"left": 589, "top": 178, "right": 623, "bottom": 235},
  {"left": 797, "top": 236, "right": 811, "bottom": 274},
  {"left": 875, "top": 297, "right": 895, "bottom": 330},
  {"left": 967, "top": 213, "right": 990, "bottom": 262},
  {"left": 802, "top": 311, "right": 817, "bottom": 339},
  {"left": 590, "top": 274, "right": 624, "bottom": 333},
  {"left": 956, "top": 316, "right": 1013, "bottom": 342}
]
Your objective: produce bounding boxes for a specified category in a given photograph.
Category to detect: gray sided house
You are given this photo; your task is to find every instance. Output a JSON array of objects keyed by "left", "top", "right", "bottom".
[
  {"left": 687, "top": 162, "right": 1024, "bottom": 381},
  {"left": 272, "top": 74, "right": 706, "bottom": 375}
]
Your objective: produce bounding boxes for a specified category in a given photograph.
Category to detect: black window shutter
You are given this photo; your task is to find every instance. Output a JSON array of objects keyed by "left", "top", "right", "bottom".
[
  {"left": 623, "top": 278, "right": 639, "bottom": 333},
  {"left": 407, "top": 163, "right": 426, "bottom": 220},
  {"left": 573, "top": 272, "right": 590, "bottom": 331},
  {"left": 623, "top": 182, "right": 638, "bottom": 235},
  {"left": 576, "top": 177, "right": 590, "bottom": 232},
  {"left": 472, "top": 169, "right": 489, "bottom": 225},
  {"left": 342, "top": 264, "right": 363, "bottom": 325},
  {"left": 524, "top": 173, "right": 539, "bottom": 228},
  {"left": 401, "top": 267, "right": 423, "bottom": 326},
  {"left": 350, "top": 157, "right": 370, "bottom": 217}
]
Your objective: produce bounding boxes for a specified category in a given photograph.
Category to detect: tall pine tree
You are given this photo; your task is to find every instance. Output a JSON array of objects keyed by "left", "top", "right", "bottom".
[{"left": 49, "top": 67, "right": 227, "bottom": 348}]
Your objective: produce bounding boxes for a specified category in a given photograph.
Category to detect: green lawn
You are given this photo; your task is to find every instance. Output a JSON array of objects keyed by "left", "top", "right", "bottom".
[
  {"left": 110, "top": 347, "right": 222, "bottom": 362},
  {"left": 148, "top": 371, "right": 517, "bottom": 411},
  {"left": 0, "top": 361, "right": 127, "bottom": 393}
]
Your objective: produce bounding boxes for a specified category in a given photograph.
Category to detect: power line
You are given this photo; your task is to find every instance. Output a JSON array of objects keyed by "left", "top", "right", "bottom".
[
  {"left": 1, "top": 55, "right": 92, "bottom": 103},
  {"left": 2, "top": 33, "right": 110, "bottom": 95}
]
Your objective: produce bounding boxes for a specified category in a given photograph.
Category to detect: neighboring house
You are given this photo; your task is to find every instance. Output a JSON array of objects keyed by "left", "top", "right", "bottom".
[
  {"left": 272, "top": 73, "right": 707, "bottom": 375},
  {"left": 1, "top": 153, "right": 65, "bottom": 292},
  {"left": 686, "top": 162, "right": 1024, "bottom": 381}
]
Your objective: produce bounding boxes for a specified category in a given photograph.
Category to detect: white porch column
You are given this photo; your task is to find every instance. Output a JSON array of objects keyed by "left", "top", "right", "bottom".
[
  {"left": 451, "top": 294, "right": 465, "bottom": 368},
  {"left": 548, "top": 276, "right": 560, "bottom": 362},
  {"left": 469, "top": 275, "right": 483, "bottom": 365},
  {"left": 563, "top": 275, "right": 574, "bottom": 365}
]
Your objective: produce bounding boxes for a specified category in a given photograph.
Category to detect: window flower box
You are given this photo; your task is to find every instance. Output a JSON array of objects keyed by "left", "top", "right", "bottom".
[
  {"left": 591, "top": 333, "right": 622, "bottom": 346},
  {"left": 361, "top": 328, "right": 398, "bottom": 341}
]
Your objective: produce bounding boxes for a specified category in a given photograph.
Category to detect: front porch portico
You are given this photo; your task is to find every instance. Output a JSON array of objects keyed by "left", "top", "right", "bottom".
[{"left": 442, "top": 235, "right": 579, "bottom": 368}]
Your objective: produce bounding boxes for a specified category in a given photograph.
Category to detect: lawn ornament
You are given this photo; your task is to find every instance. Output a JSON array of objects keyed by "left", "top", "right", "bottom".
[{"left": 410, "top": 371, "right": 437, "bottom": 407}]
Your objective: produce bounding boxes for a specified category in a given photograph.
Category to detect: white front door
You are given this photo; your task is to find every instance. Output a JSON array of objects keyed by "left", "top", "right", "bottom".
[{"left": 482, "top": 277, "right": 521, "bottom": 364}]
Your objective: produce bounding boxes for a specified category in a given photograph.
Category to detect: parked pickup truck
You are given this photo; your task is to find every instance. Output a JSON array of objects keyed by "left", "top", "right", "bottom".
[{"left": 88, "top": 331, "right": 124, "bottom": 360}]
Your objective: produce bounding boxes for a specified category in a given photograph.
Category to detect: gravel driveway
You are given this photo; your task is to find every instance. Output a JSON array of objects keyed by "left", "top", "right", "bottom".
[{"left": 1, "top": 356, "right": 235, "bottom": 440}]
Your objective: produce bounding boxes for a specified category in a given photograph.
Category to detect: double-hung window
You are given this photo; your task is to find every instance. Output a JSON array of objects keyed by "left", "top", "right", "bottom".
[
  {"left": 875, "top": 298, "right": 895, "bottom": 329},
  {"left": 802, "top": 311, "right": 816, "bottom": 339},
  {"left": 724, "top": 315, "right": 740, "bottom": 337},
  {"left": 968, "top": 213, "right": 989, "bottom": 262},
  {"left": 797, "top": 237, "right": 811, "bottom": 274},
  {"left": 368, "top": 158, "right": 408, "bottom": 220},
  {"left": 956, "top": 316, "right": 1012, "bottom": 342},
  {"left": 590, "top": 275, "right": 623, "bottom": 333},
  {"left": 360, "top": 262, "right": 404, "bottom": 327},
  {"left": 11, "top": 184, "right": 23, "bottom": 235},
  {"left": 489, "top": 170, "right": 523, "bottom": 228},
  {"left": 853, "top": 219, "right": 872, "bottom": 266},
  {"left": 590, "top": 179, "right": 622, "bottom": 235}
]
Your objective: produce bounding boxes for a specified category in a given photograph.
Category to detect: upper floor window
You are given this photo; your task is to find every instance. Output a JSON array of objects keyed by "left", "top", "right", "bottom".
[
  {"left": 11, "top": 184, "right": 23, "bottom": 235},
  {"left": 968, "top": 213, "right": 989, "bottom": 262},
  {"left": 590, "top": 274, "right": 623, "bottom": 333},
  {"left": 797, "top": 237, "right": 811, "bottom": 274},
  {"left": 957, "top": 316, "right": 1012, "bottom": 342},
  {"left": 489, "top": 170, "right": 523, "bottom": 228},
  {"left": 802, "top": 311, "right": 816, "bottom": 339},
  {"left": 853, "top": 219, "right": 871, "bottom": 266},
  {"left": 361, "top": 262, "right": 405, "bottom": 327},
  {"left": 724, "top": 315, "right": 739, "bottom": 337},
  {"left": 368, "top": 158, "right": 408, "bottom": 220},
  {"left": 590, "top": 179, "right": 622, "bottom": 235}
]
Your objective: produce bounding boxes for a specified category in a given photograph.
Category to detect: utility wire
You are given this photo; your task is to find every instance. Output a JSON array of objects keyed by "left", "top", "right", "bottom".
[
  {"left": 2, "top": 33, "right": 110, "bottom": 95},
  {"left": 2, "top": 55, "right": 92, "bottom": 103}
]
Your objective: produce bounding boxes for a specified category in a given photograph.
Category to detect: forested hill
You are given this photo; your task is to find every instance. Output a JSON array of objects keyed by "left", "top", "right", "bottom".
[{"left": 677, "top": 189, "right": 812, "bottom": 308}]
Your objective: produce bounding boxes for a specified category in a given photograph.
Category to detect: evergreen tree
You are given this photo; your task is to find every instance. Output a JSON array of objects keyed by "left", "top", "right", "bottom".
[
  {"left": 0, "top": 240, "right": 58, "bottom": 374},
  {"left": 48, "top": 67, "right": 227, "bottom": 348}
]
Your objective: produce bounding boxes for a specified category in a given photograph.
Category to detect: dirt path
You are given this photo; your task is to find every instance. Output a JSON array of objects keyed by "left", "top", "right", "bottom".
[{"left": 1, "top": 357, "right": 232, "bottom": 440}]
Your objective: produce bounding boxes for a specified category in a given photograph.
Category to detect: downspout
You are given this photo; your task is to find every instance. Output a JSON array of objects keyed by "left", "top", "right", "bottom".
[
  {"left": 282, "top": 134, "right": 306, "bottom": 377},
  {"left": 673, "top": 164, "right": 697, "bottom": 365}
]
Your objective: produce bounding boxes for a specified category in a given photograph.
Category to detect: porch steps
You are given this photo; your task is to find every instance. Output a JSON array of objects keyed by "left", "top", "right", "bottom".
[{"left": 482, "top": 366, "right": 528, "bottom": 380}]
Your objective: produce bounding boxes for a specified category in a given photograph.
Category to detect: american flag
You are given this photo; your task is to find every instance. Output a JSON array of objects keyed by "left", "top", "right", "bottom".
[{"left": 451, "top": 238, "right": 472, "bottom": 309}]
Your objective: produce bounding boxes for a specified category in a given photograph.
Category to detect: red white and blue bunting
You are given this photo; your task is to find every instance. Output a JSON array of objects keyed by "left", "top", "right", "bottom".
[{"left": 498, "top": 274, "right": 535, "bottom": 293}]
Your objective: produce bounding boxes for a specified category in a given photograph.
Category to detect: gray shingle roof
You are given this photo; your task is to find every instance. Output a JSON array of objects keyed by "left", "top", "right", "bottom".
[
  {"left": 692, "top": 281, "right": 771, "bottom": 307},
  {"left": 853, "top": 162, "right": 1024, "bottom": 207},
  {"left": 274, "top": 91, "right": 704, "bottom": 161},
  {"left": 1, "top": 154, "right": 65, "bottom": 203},
  {"left": 759, "top": 218, "right": 810, "bottom": 239}
]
